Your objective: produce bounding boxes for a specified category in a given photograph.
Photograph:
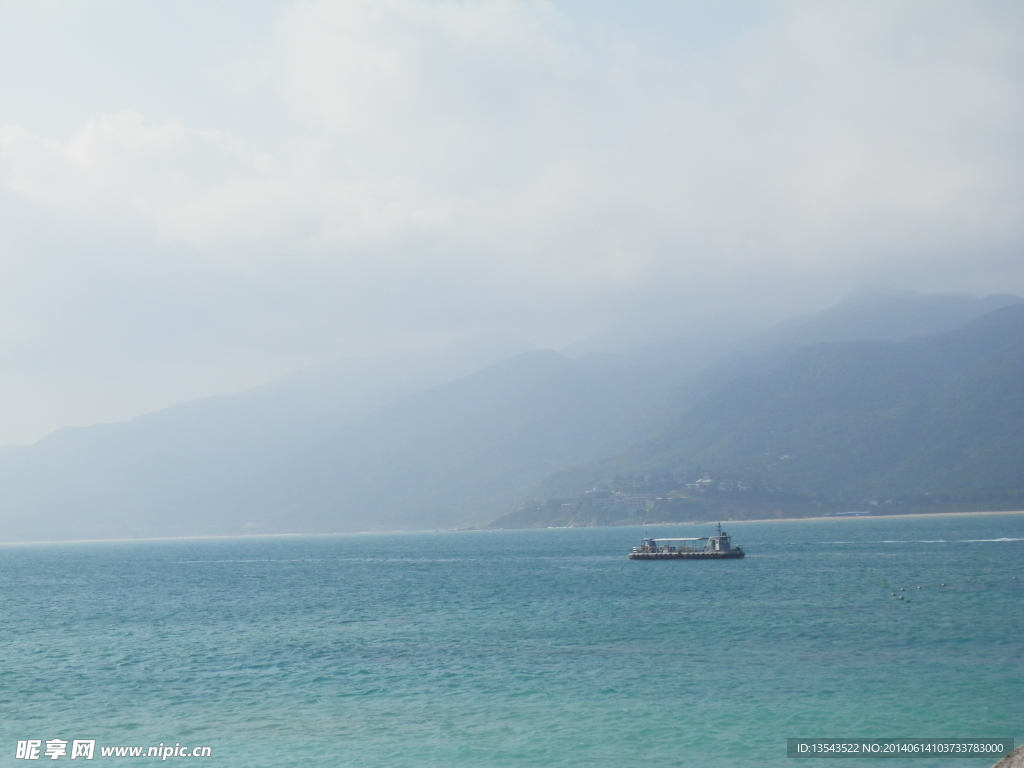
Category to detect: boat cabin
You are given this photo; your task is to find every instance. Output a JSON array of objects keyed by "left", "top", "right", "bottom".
[
  {"left": 636, "top": 525, "right": 734, "bottom": 554},
  {"left": 637, "top": 537, "right": 709, "bottom": 554},
  {"left": 629, "top": 523, "right": 743, "bottom": 560}
]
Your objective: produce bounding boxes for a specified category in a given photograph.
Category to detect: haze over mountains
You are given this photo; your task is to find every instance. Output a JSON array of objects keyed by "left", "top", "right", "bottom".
[
  {"left": 0, "top": 289, "right": 1021, "bottom": 542},
  {"left": 502, "top": 300, "right": 1024, "bottom": 527}
]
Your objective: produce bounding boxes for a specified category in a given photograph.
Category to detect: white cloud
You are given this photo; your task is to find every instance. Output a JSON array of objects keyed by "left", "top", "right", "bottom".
[
  {"left": 5, "top": 0, "right": 1020, "bottom": 273},
  {"left": 0, "top": 0, "right": 1021, "bottom": 443}
]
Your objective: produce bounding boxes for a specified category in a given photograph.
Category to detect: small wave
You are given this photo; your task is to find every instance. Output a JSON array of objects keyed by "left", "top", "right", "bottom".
[
  {"left": 872, "top": 537, "right": 1021, "bottom": 544},
  {"left": 176, "top": 558, "right": 323, "bottom": 563},
  {"left": 793, "top": 540, "right": 936, "bottom": 544},
  {"left": 790, "top": 540, "right": 944, "bottom": 545},
  {"left": 959, "top": 537, "right": 1024, "bottom": 543},
  {"left": 878, "top": 540, "right": 947, "bottom": 543},
  {"left": 344, "top": 557, "right": 468, "bottom": 563}
]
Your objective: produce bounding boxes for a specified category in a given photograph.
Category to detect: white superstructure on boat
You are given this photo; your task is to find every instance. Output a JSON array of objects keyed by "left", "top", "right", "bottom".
[{"left": 628, "top": 523, "right": 745, "bottom": 560}]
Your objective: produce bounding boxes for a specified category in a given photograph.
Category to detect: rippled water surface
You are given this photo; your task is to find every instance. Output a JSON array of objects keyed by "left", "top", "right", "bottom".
[{"left": 2, "top": 514, "right": 1022, "bottom": 767}]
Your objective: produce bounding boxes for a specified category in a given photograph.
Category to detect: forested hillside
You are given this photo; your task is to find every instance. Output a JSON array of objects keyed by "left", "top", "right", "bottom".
[{"left": 494, "top": 304, "right": 1024, "bottom": 527}]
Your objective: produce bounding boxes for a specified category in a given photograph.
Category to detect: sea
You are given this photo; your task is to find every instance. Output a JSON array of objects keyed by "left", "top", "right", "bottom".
[{"left": 1, "top": 513, "right": 1021, "bottom": 767}]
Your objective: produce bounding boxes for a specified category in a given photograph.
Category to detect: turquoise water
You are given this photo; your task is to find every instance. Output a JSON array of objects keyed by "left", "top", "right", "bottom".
[{"left": 1, "top": 514, "right": 1021, "bottom": 767}]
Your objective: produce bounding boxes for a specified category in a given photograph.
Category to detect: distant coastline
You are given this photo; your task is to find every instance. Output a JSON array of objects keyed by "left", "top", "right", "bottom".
[
  {"left": 488, "top": 508, "right": 1024, "bottom": 530},
  {"left": 3, "top": 509, "right": 1021, "bottom": 547},
  {"left": 652, "top": 509, "right": 1024, "bottom": 525}
]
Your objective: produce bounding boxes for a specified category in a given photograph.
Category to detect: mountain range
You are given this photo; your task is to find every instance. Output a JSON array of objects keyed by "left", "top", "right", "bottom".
[
  {"left": 0, "top": 288, "right": 1020, "bottom": 541},
  {"left": 496, "top": 301, "right": 1024, "bottom": 527}
]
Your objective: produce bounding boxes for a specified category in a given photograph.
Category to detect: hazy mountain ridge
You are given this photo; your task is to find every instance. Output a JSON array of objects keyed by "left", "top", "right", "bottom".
[
  {"left": 744, "top": 287, "right": 1021, "bottom": 350},
  {"left": 0, "top": 335, "right": 537, "bottom": 540},
  {"left": 0, "top": 346, "right": 696, "bottom": 540},
  {"left": 495, "top": 302, "right": 1024, "bottom": 528},
  {"left": 0, "top": 289, "right": 1019, "bottom": 541},
  {"left": 225, "top": 346, "right": 718, "bottom": 532},
  {"left": 641, "top": 303, "right": 1024, "bottom": 502}
]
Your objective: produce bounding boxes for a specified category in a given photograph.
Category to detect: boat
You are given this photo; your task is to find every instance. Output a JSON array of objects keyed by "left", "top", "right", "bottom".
[{"left": 628, "top": 523, "right": 745, "bottom": 560}]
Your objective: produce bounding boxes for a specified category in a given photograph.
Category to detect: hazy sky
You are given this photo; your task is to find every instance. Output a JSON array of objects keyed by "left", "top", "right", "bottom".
[{"left": 1, "top": 0, "right": 1022, "bottom": 445}]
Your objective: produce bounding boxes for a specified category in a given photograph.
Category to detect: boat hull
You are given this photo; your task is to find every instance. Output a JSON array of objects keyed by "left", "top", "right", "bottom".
[{"left": 628, "top": 549, "right": 745, "bottom": 560}]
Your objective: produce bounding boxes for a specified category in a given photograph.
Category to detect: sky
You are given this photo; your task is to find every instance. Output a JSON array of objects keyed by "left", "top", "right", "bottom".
[{"left": 0, "top": 0, "right": 1022, "bottom": 446}]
